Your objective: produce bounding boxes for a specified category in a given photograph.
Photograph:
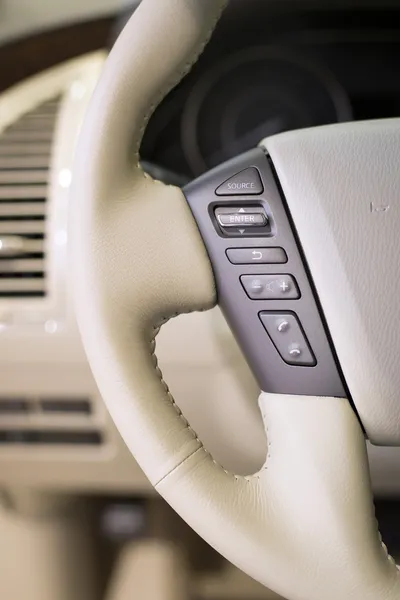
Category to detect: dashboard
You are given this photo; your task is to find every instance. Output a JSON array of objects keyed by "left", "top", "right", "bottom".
[
  {"left": 0, "top": 0, "right": 400, "bottom": 497},
  {"left": 141, "top": 2, "right": 400, "bottom": 180}
]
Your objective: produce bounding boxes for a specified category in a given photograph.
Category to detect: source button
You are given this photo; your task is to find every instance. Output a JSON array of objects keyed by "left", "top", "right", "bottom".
[{"left": 216, "top": 167, "right": 263, "bottom": 196}]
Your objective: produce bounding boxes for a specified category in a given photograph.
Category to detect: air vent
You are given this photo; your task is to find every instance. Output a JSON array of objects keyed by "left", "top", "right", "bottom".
[
  {"left": 39, "top": 398, "right": 91, "bottom": 415},
  {"left": 0, "top": 395, "right": 102, "bottom": 446},
  {"left": 0, "top": 430, "right": 102, "bottom": 446},
  {"left": 0, "top": 98, "right": 61, "bottom": 298},
  {"left": 0, "top": 398, "right": 29, "bottom": 414}
]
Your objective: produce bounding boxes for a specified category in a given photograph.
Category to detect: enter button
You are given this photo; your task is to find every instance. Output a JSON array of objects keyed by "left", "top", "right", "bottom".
[
  {"left": 226, "top": 247, "right": 287, "bottom": 265},
  {"left": 217, "top": 213, "right": 267, "bottom": 227}
]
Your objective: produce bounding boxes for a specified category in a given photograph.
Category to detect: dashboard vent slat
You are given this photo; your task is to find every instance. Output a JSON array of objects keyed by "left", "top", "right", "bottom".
[
  {"left": 0, "top": 238, "right": 43, "bottom": 255},
  {"left": 1, "top": 131, "right": 55, "bottom": 143},
  {"left": 0, "top": 171, "right": 48, "bottom": 185},
  {"left": 8, "top": 117, "right": 56, "bottom": 132},
  {"left": 0, "top": 157, "right": 50, "bottom": 170},
  {"left": 39, "top": 398, "right": 92, "bottom": 415},
  {"left": 0, "top": 430, "right": 102, "bottom": 446},
  {"left": 0, "top": 221, "right": 45, "bottom": 234},
  {"left": 0, "top": 144, "right": 52, "bottom": 157},
  {"left": 0, "top": 399, "right": 29, "bottom": 414},
  {"left": 30, "top": 103, "right": 60, "bottom": 116},
  {"left": 0, "top": 396, "right": 102, "bottom": 446},
  {"left": 0, "top": 279, "right": 45, "bottom": 293},
  {"left": 0, "top": 97, "right": 60, "bottom": 297},
  {"left": 0, "top": 259, "right": 44, "bottom": 273},
  {"left": 0, "top": 186, "right": 48, "bottom": 199},
  {"left": 0, "top": 202, "right": 45, "bottom": 217}
]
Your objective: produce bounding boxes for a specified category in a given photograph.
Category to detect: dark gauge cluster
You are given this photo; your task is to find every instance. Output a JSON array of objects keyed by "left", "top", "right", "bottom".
[
  {"left": 181, "top": 48, "right": 352, "bottom": 175},
  {"left": 140, "top": 4, "right": 400, "bottom": 181}
]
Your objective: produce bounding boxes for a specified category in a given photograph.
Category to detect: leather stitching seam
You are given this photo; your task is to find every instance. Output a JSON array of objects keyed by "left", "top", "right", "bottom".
[
  {"left": 133, "top": 0, "right": 228, "bottom": 166},
  {"left": 150, "top": 319, "right": 271, "bottom": 483},
  {"left": 151, "top": 322, "right": 399, "bottom": 572},
  {"left": 133, "top": 1, "right": 257, "bottom": 482}
]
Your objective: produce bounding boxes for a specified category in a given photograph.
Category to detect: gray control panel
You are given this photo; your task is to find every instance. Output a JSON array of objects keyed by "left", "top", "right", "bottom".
[{"left": 184, "top": 148, "right": 345, "bottom": 397}]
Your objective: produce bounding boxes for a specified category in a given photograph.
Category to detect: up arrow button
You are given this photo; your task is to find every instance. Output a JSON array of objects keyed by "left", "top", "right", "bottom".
[{"left": 216, "top": 167, "right": 263, "bottom": 196}]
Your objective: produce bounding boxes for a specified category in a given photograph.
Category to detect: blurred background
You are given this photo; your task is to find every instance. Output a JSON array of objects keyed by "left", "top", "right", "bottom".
[{"left": 1, "top": 1, "right": 400, "bottom": 599}]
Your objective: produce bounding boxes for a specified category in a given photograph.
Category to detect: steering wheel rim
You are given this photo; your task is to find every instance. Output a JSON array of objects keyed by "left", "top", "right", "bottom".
[{"left": 71, "top": 1, "right": 400, "bottom": 598}]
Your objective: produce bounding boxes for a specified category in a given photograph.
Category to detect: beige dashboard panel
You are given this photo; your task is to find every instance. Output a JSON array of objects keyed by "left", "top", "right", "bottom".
[{"left": 0, "top": 0, "right": 126, "bottom": 45}]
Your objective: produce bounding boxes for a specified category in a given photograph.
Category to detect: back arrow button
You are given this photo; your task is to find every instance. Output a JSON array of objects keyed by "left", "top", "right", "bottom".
[{"left": 226, "top": 247, "right": 288, "bottom": 265}]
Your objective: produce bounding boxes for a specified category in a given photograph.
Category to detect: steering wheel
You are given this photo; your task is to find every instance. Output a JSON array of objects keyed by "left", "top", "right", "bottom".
[{"left": 71, "top": 1, "right": 400, "bottom": 599}]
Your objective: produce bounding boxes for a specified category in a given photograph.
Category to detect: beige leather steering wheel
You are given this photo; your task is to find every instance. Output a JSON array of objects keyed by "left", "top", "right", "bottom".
[{"left": 71, "top": 1, "right": 400, "bottom": 598}]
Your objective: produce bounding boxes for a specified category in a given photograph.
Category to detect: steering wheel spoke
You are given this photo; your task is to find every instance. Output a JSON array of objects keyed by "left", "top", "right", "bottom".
[
  {"left": 72, "top": 166, "right": 216, "bottom": 483},
  {"left": 158, "top": 393, "right": 400, "bottom": 600}
]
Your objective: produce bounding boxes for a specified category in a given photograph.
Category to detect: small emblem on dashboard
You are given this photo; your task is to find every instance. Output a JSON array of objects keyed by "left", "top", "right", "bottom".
[{"left": 370, "top": 202, "right": 390, "bottom": 213}]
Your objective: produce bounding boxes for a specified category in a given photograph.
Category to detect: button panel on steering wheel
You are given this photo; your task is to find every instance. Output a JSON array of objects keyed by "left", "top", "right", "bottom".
[{"left": 184, "top": 148, "right": 345, "bottom": 397}]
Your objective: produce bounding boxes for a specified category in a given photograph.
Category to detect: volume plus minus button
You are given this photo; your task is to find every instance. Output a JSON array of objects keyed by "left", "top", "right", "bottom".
[{"left": 241, "top": 275, "right": 300, "bottom": 300}]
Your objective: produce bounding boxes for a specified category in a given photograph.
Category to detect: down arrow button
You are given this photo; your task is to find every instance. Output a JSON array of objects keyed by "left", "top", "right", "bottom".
[{"left": 216, "top": 167, "right": 264, "bottom": 196}]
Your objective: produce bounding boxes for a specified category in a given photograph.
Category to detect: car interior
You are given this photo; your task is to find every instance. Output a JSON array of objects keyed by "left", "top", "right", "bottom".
[{"left": 2, "top": 1, "right": 400, "bottom": 599}]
